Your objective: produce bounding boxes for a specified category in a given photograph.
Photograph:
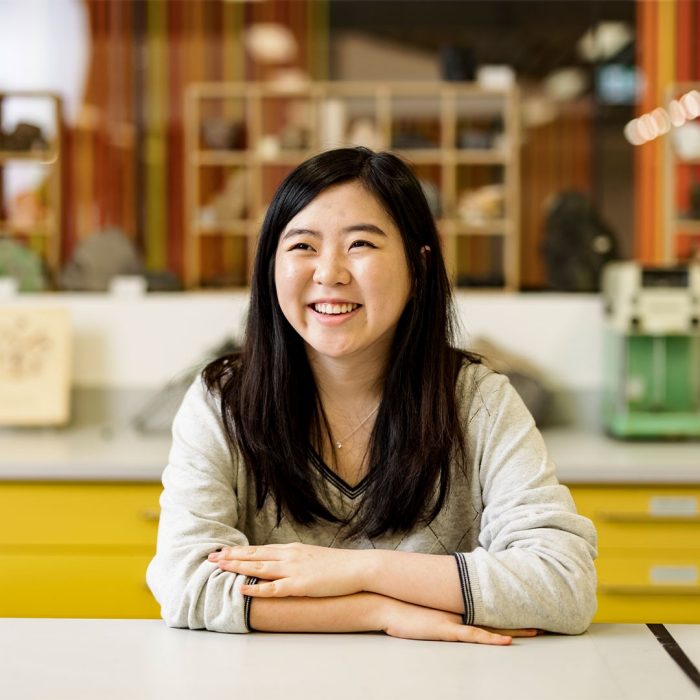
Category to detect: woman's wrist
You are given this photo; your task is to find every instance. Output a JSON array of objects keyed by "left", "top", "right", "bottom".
[
  {"left": 354, "top": 549, "right": 381, "bottom": 593},
  {"left": 363, "top": 592, "right": 400, "bottom": 632}
]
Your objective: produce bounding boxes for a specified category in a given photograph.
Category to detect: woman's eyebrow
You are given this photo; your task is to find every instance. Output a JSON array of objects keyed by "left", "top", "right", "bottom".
[
  {"left": 281, "top": 223, "right": 387, "bottom": 240},
  {"left": 342, "top": 223, "right": 387, "bottom": 236},
  {"left": 281, "top": 228, "right": 320, "bottom": 241}
]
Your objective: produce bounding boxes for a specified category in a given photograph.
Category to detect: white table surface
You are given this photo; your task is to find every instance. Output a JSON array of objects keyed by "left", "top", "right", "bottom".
[
  {"left": 669, "top": 624, "right": 700, "bottom": 671},
  {"left": 0, "top": 620, "right": 698, "bottom": 700},
  {"left": 1, "top": 425, "right": 699, "bottom": 484}
]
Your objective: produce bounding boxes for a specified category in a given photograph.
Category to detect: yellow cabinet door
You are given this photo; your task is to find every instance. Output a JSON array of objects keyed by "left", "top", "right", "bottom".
[
  {"left": 595, "top": 555, "right": 700, "bottom": 623},
  {"left": 570, "top": 485, "right": 700, "bottom": 623},
  {"left": 0, "top": 482, "right": 162, "bottom": 618},
  {"left": 571, "top": 486, "right": 700, "bottom": 552},
  {"left": 0, "top": 483, "right": 162, "bottom": 546},
  {"left": 0, "top": 552, "right": 160, "bottom": 618}
]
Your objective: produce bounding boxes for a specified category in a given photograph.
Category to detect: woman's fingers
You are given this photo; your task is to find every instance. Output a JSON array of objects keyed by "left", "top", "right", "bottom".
[
  {"left": 211, "top": 545, "right": 283, "bottom": 561},
  {"left": 213, "top": 557, "right": 283, "bottom": 579},
  {"left": 458, "top": 626, "right": 512, "bottom": 645},
  {"left": 240, "top": 580, "right": 289, "bottom": 597}
]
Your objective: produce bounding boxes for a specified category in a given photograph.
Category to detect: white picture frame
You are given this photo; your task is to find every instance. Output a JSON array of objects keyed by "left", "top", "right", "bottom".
[{"left": 0, "top": 307, "right": 71, "bottom": 425}]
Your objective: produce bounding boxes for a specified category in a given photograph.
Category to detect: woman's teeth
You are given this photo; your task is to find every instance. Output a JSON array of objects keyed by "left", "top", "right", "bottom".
[{"left": 313, "top": 303, "right": 359, "bottom": 315}]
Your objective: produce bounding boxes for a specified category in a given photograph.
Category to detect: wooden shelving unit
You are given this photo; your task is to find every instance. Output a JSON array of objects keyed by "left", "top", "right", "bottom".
[
  {"left": 0, "top": 92, "right": 63, "bottom": 280},
  {"left": 184, "top": 81, "right": 520, "bottom": 290},
  {"left": 663, "top": 82, "right": 700, "bottom": 264}
]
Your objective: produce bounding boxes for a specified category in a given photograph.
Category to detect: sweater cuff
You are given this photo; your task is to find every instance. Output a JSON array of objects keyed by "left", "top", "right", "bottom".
[
  {"left": 243, "top": 576, "right": 258, "bottom": 631},
  {"left": 453, "top": 552, "right": 484, "bottom": 626},
  {"left": 453, "top": 553, "right": 474, "bottom": 624}
]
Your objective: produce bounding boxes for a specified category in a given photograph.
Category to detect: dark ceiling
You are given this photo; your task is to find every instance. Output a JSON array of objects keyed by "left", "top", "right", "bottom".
[{"left": 329, "top": 1, "right": 636, "bottom": 78}]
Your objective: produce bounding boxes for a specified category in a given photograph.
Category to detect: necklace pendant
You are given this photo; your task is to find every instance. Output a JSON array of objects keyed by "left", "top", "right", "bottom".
[{"left": 335, "top": 441, "right": 342, "bottom": 449}]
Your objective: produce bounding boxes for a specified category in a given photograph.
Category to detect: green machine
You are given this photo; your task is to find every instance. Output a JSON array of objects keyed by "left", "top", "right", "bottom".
[{"left": 602, "top": 262, "right": 700, "bottom": 439}]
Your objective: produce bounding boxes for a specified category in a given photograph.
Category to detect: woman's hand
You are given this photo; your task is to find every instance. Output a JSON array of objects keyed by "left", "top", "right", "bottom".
[
  {"left": 208, "top": 543, "right": 367, "bottom": 598},
  {"left": 380, "top": 598, "right": 539, "bottom": 645}
]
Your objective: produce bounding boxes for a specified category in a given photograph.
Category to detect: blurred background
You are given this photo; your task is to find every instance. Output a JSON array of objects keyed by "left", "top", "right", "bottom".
[
  {"left": 1, "top": 0, "right": 700, "bottom": 627},
  {"left": 2, "top": 0, "right": 689, "bottom": 292}
]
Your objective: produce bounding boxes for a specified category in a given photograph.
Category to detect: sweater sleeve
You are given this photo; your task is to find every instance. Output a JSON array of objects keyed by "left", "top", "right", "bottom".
[
  {"left": 146, "top": 375, "right": 254, "bottom": 633},
  {"left": 455, "top": 370, "right": 598, "bottom": 635}
]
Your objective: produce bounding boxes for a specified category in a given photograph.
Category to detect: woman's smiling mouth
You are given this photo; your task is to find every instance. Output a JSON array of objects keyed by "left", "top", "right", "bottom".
[{"left": 312, "top": 302, "right": 360, "bottom": 315}]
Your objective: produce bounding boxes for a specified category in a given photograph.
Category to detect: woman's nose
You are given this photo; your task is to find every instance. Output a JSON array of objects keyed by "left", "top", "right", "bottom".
[{"left": 313, "top": 252, "right": 351, "bottom": 286}]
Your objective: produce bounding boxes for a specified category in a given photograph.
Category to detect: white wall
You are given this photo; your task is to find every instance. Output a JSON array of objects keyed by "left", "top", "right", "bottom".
[
  {"left": 3, "top": 292, "right": 603, "bottom": 390},
  {"left": 331, "top": 31, "right": 440, "bottom": 81}
]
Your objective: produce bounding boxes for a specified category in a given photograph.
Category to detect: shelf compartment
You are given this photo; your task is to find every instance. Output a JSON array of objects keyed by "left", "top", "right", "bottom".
[
  {"left": 390, "top": 95, "right": 442, "bottom": 151},
  {"left": 317, "top": 95, "right": 381, "bottom": 151},
  {"left": 197, "top": 165, "right": 251, "bottom": 227},
  {"left": 259, "top": 95, "right": 314, "bottom": 155}
]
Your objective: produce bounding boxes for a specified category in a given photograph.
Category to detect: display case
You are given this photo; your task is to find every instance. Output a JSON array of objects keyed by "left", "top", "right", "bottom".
[{"left": 184, "top": 81, "right": 520, "bottom": 290}]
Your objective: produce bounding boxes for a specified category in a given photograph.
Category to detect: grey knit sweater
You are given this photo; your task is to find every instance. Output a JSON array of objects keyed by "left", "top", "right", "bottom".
[{"left": 146, "top": 363, "right": 598, "bottom": 634}]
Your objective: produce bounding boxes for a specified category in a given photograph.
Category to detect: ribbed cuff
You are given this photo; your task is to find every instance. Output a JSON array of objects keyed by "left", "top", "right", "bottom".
[
  {"left": 243, "top": 576, "right": 258, "bottom": 631},
  {"left": 453, "top": 552, "right": 475, "bottom": 625}
]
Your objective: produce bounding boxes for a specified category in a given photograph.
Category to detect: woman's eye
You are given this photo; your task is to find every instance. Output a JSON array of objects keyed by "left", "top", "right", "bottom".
[
  {"left": 349, "top": 240, "right": 376, "bottom": 249},
  {"left": 289, "top": 242, "right": 314, "bottom": 251}
]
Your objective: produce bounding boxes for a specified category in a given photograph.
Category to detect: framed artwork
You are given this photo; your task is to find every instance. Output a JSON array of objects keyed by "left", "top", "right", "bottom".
[{"left": 0, "top": 307, "right": 71, "bottom": 426}]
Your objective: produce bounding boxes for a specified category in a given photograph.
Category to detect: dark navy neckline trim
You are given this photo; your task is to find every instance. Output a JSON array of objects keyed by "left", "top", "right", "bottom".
[{"left": 308, "top": 446, "right": 370, "bottom": 499}]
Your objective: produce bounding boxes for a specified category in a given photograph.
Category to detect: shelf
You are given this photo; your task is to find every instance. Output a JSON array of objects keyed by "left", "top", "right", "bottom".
[
  {"left": 194, "top": 220, "right": 252, "bottom": 236},
  {"left": 0, "top": 91, "right": 62, "bottom": 278},
  {"left": 453, "top": 150, "right": 507, "bottom": 165},
  {"left": 193, "top": 151, "right": 247, "bottom": 166},
  {"left": 255, "top": 150, "right": 315, "bottom": 165},
  {"left": 0, "top": 151, "right": 58, "bottom": 164},
  {"left": 394, "top": 149, "right": 443, "bottom": 163},
  {"left": 454, "top": 220, "right": 510, "bottom": 235},
  {"left": 185, "top": 81, "right": 520, "bottom": 289},
  {"left": 0, "top": 220, "right": 52, "bottom": 235}
]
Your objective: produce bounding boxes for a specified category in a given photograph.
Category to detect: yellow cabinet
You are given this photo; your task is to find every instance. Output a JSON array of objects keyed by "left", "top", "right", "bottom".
[
  {"left": 570, "top": 485, "right": 700, "bottom": 623},
  {"left": 0, "top": 482, "right": 162, "bottom": 618}
]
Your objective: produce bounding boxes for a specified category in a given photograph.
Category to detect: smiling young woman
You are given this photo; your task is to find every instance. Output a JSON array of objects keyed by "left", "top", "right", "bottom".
[{"left": 147, "top": 147, "right": 598, "bottom": 645}]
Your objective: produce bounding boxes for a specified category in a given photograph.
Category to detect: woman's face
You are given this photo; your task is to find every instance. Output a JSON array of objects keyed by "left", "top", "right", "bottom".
[{"left": 274, "top": 181, "right": 413, "bottom": 365}]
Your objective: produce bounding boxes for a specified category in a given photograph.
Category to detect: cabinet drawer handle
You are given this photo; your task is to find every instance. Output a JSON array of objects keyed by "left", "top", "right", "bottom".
[
  {"left": 139, "top": 508, "right": 160, "bottom": 522},
  {"left": 597, "top": 512, "right": 700, "bottom": 524},
  {"left": 599, "top": 584, "right": 700, "bottom": 596}
]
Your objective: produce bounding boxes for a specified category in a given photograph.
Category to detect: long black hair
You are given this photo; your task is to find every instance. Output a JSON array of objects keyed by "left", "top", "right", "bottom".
[{"left": 203, "top": 147, "right": 478, "bottom": 538}]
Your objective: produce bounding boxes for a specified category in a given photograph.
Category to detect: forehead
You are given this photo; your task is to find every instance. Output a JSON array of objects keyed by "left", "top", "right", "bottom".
[{"left": 283, "top": 181, "right": 397, "bottom": 230}]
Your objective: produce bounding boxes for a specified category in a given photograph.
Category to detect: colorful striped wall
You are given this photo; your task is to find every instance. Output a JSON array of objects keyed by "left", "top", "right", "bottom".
[
  {"left": 64, "top": 0, "right": 326, "bottom": 283},
  {"left": 635, "top": 0, "right": 700, "bottom": 263}
]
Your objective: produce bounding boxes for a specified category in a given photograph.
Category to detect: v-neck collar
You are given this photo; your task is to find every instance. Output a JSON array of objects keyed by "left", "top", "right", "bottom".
[{"left": 308, "top": 446, "right": 370, "bottom": 499}]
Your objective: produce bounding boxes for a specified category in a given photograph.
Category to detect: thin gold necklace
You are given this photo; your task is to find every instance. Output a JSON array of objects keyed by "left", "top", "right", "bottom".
[{"left": 333, "top": 403, "right": 379, "bottom": 449}]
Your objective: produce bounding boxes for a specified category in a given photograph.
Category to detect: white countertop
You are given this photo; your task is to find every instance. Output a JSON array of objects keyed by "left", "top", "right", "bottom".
[
  {"left": 0, "top": 423, "right": 698, "bottom": 484},
  {"left": 0, "top": 620, "right": 697, "bottom": 700},
  {"left": 0, "top": 422, "right": 170, "bottom": 481},
  {"left": 543, "top": 428, "right": 700, "bottom": 484}
]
